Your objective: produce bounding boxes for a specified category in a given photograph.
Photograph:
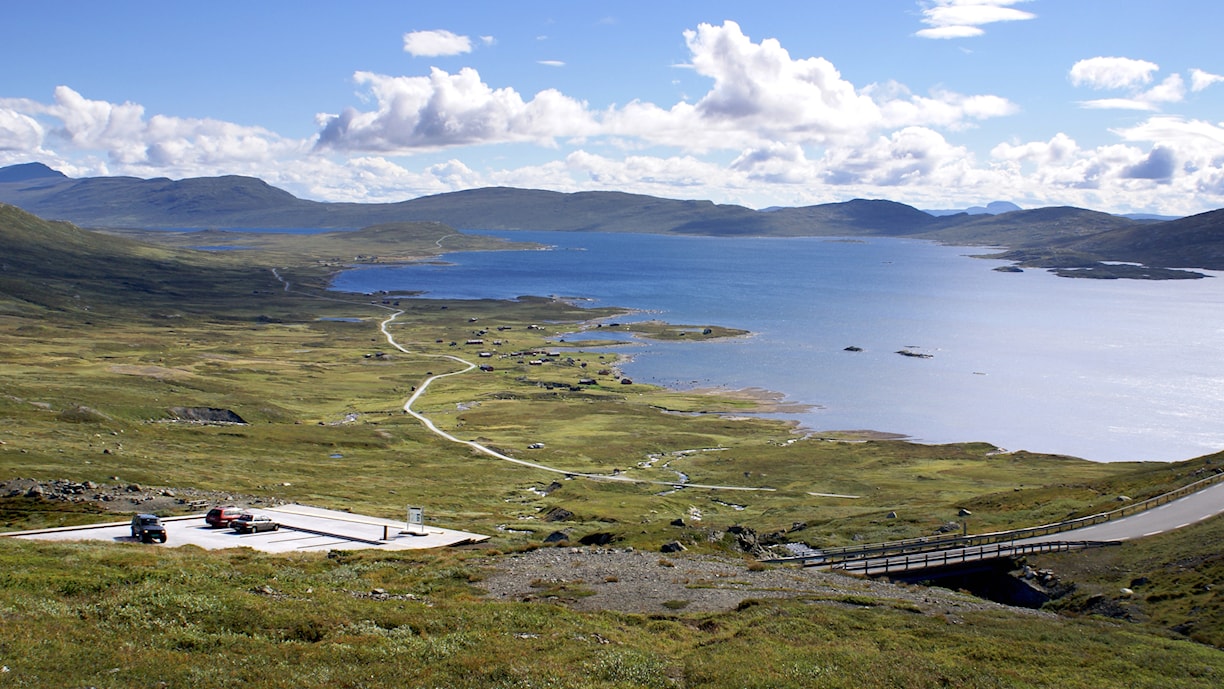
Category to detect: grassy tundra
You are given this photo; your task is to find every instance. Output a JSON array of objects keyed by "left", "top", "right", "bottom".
[{"left": 1, "top": 204, "right": 1221, "bottom": 686}]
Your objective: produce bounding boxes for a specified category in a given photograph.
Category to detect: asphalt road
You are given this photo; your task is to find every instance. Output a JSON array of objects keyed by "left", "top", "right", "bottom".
[
  {"left": 832, "top": 479, "right": 1224, "bottom": 575},
  {"left": 1025, "top": 479, "right": 1224, "bottom": 543}
]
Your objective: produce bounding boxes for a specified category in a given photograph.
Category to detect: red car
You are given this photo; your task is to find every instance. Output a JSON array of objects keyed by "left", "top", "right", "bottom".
[{"left": 205, "top": 506, "right": 243, "bottom": 528}]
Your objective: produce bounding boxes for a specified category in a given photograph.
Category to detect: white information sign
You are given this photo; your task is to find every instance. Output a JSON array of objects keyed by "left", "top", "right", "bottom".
[{"left": 407, "top": 506, "right": 424, "bottom": 534}]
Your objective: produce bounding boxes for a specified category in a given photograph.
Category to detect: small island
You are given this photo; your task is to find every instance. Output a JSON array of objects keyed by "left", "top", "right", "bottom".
[{"left": 594, "top": 319, "right": 750, "bottom": 341}]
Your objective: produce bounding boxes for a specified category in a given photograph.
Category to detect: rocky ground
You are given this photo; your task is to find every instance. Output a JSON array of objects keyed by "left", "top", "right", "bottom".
[
  {"left": 0, "top": 477, "right": 282, "bottom": 516},
  {"left": 474, "top": 546, "right": 1055, "bottom": 619}
]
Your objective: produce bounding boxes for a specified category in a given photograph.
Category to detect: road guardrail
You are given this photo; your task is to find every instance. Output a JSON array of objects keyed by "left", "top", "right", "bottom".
[
  {"left": 829, "top": 540, "right": 1122, "bottom": 576},
  {"left": 766, "top": 468, "right": 1224, "bottom": 567}
]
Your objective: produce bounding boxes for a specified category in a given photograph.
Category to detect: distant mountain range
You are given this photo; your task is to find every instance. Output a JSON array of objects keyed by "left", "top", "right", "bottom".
[{"left": 2, "top": 161, "right": 1222, "bottom": 277}]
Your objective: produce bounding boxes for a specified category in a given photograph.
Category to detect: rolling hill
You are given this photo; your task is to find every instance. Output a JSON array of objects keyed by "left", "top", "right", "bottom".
[
  {"left": 0, "top": 202, "right": 262, "bottom": 314},
  {"left": 3, "top": 162, "right": 1223, "bottom": 275}
]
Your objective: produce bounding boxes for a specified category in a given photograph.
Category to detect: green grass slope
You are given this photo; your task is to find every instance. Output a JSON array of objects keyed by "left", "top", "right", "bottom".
[
  {"left": 1032, "top": 506, "right": 1224, "bottom": 648},
  {"left": 0, "top": 540, "right": 1220, "bottom": 688},
  {"left": 0, "top": 203, "right": 253, "bottom": 316}
]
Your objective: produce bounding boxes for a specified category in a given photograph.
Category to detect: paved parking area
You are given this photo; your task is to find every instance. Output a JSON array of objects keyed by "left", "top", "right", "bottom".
[{"left": 5, "top": 504, "right": 488, "bottom": 553}]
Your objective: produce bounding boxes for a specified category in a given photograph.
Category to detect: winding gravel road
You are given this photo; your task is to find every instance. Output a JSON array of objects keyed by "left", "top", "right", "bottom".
[
  {"left": 376, "top": 308, "right": 778, "bottom": 492},
  {"left": 273, "top": 267, "right": 844, "bottom": 495}
]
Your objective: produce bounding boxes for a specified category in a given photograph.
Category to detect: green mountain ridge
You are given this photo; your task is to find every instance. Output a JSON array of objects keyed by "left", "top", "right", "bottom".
[
  {"left": 2, "top": 163, "right": 1222, "bottom": 274},
  {"left": 0, "top": 202, "right": 186, "bottom": 277}
]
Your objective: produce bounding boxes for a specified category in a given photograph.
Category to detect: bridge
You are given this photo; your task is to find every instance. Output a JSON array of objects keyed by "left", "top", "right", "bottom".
[{"left": 767, "top": 470, "right": 1224, "bottom": 577}]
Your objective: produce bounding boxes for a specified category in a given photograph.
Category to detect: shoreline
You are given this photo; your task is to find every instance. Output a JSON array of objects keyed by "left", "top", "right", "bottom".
[
  {"left": 329, "top": 242, "right": 1221, "bottom": 463},
  {"left": 554, "top": 312, "right": 918, "bottom": 443},
  {"left": 672, "top": 386, "right": 912, "bottom": 441}
]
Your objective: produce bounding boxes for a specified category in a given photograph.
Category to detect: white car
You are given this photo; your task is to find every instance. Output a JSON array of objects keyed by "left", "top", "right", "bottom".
[{"left": 230, "top": 513, "right": 280, "bottom": 534}]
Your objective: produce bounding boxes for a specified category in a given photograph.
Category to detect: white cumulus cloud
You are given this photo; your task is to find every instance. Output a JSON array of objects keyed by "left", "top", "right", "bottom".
[
  {"left": 991, "top": 132, "right": 1079, "bottom": 165},
  {"left": 1070, "top": 56, "right": 1159, "bottom": 90},
  {"left": 0, "top": 107, "right": 45, "bottom": 152},
  {"left": 2, "top": 86, "right": 300, "bottom": 177},
  {"left": 315, "top": 68, "right": 598, "bottom": 152},
  {"left": 1071, "top": 59, "right": 1186, "bottom": 111},
  {"left": 821, "top": 126, "right": 975, "bottom": 187},
  {"left": 604, "top": 22, "right": 1014, "bottom": 150},
  {"left": 1190, "top": 68, "right": 1224, "bottom": 92},
  {"left": 681, "top": 21, "right": 882, "bottom": 141},
  {"left": 403, "top": 29, "right": 472, "bottom": 57},
  {"left": 1114, "top": 115, "right": 1224, "bottom": 150},
  {"left": 915, "top": 0, "right": 1036, "bottom": 39}
]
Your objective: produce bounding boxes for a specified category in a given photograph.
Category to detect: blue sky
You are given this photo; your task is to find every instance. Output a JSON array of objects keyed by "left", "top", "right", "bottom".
[{"left": 3, "top": 1, "right": 1223, "bottom": 215}]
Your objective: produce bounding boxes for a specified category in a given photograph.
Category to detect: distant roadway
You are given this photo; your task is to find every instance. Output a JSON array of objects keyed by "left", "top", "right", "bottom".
[
  {"left": 377, "top": 308, "right": 779, "bottom": 492},
  {"left": 1025, "top": 480, "right": 1224, "bottom": 543},
  {"left": 825, "top": 479, "right": 1224, "bottom": 575}
]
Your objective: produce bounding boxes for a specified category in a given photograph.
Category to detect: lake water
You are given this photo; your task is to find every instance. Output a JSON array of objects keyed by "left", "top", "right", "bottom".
[{"left": 331, "top": 231, "right": 1224, "bottom": 463}]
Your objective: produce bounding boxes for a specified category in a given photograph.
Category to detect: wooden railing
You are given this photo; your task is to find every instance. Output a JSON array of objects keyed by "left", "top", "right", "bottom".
[{"left": 765, "top": 469, "right": 1224, "bottom": 567}]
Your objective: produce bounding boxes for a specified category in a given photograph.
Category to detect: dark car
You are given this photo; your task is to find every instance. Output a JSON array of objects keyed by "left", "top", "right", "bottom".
[
  {"left": 205, "top": 506, "right": 244, "bottom": 528},
  {"left": 230, "top": 513, "right": 279, "bottom": 534},
  {"left": 130, "top": 513, "right": 167, "bottom": 543}
]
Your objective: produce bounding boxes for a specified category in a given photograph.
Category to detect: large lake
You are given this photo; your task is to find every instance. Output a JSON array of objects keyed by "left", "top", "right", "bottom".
[{"left": 331, "top": 231, "right": 1224, "bottom": 463}]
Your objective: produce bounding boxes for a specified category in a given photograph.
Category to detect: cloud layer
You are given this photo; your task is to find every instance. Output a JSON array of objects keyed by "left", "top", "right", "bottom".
[{"left": 3, "top": 16, "right": 1224, "bottom": 217}]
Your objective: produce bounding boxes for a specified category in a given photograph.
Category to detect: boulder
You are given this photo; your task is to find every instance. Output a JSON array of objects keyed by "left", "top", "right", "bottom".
[
  {"left": 543, "top": 507, "right": 573, "bottom": 522},
  {"left": 727, "top": 525, "right": 763, "bottom": 554},
  {"left": 660, "top": 541, "right": 687, "bottom": 553},
  {"left": 168, "top": 407, "right": 247, "bottom": 424},
  {"left": 578, "top": 532, "right": 615, "bottom": 546},
  {"left": 58, "top": 405, "right": 112, "bottom": 423}
]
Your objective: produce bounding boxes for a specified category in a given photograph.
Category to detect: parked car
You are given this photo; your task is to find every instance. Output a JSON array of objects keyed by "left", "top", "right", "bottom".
[
  {"left": 230, "top": 513, "right": 279, "bottom": 534},
  {"left": 130, "top": 513, "right": 167, "bottom": 543},
  {"left": 205, "top": 505, "right": 243, "bottom": 528}
]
